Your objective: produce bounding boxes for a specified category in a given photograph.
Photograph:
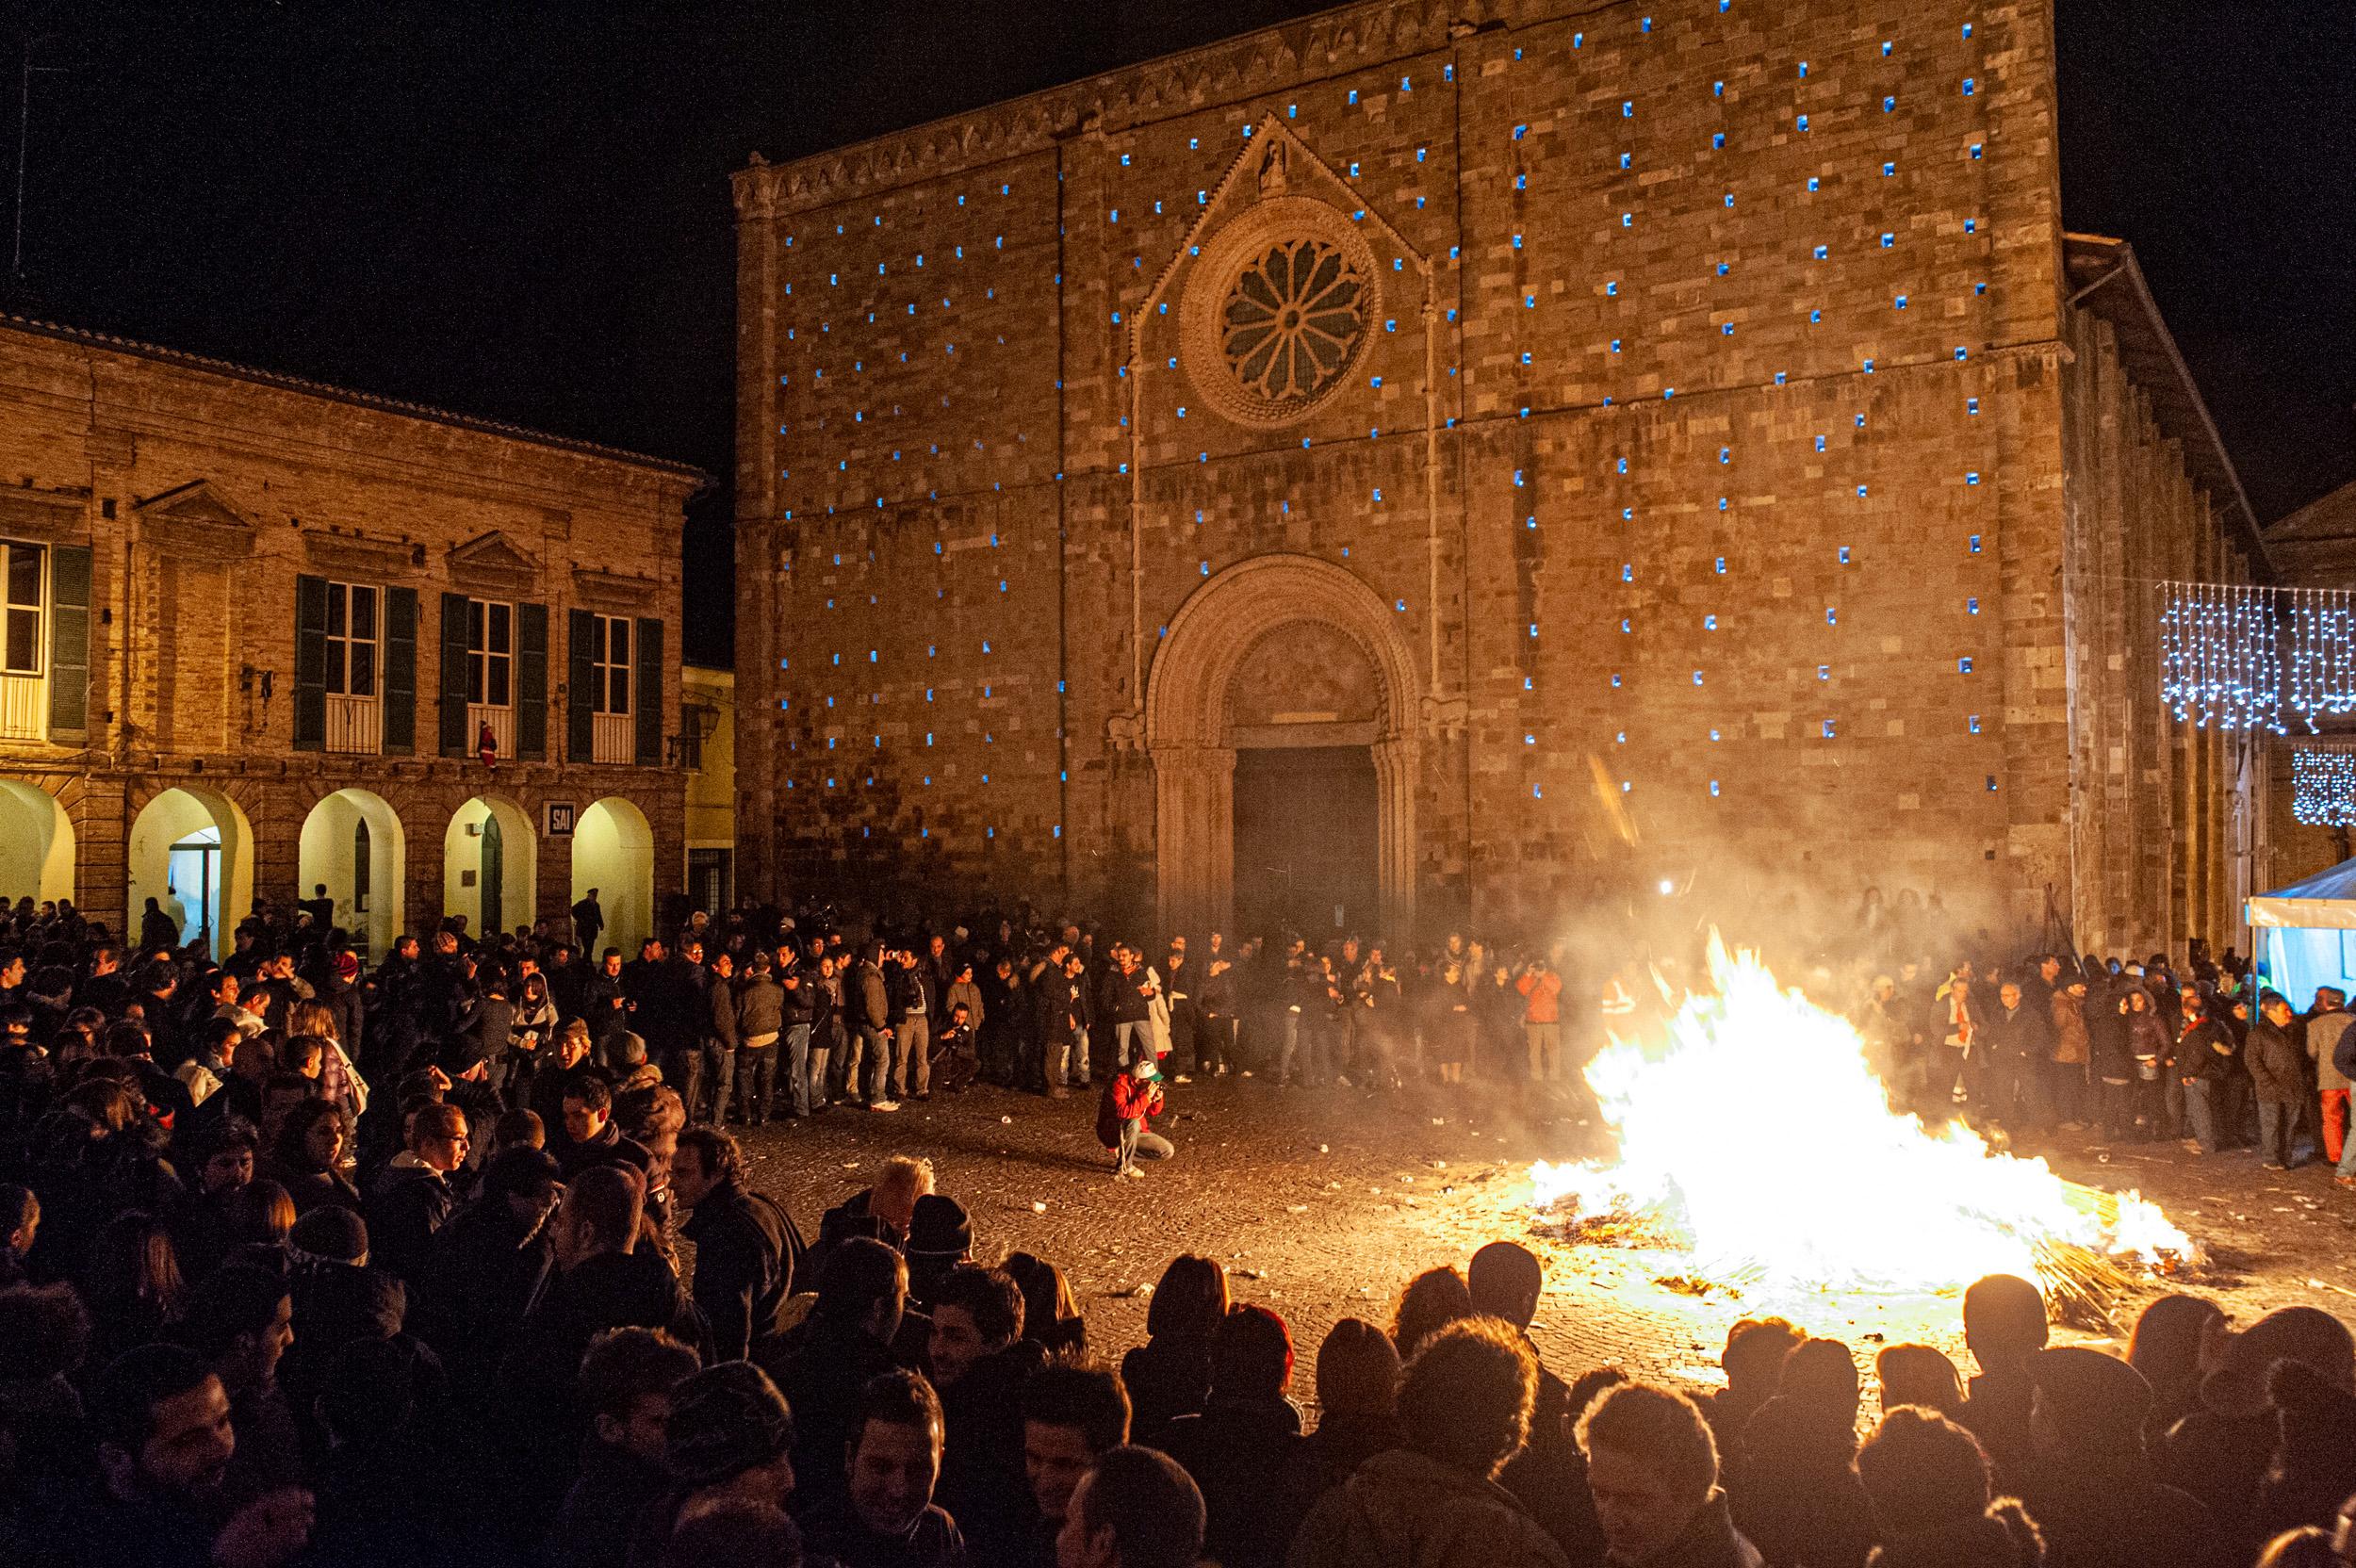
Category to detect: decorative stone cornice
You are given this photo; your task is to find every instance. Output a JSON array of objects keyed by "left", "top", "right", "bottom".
[
  {"left": 0, "top": 484, "right": 88, "bottom": 538},
  {"left": 301, "top": 526, "right": 420, "bottom": 578},
  {"left": 730, "top": 0, "right": 1463, "bottom": 220},
  {"left": 571, "top": 564, "right": 664, "bottom": 612}
]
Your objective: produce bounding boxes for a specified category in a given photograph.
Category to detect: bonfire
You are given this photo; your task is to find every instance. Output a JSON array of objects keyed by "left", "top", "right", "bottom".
[{"left": 1530, "top": 941, "right": 2200, "bottom": 1325}]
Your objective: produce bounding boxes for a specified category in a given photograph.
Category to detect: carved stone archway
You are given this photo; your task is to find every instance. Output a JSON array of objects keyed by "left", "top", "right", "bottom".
[{"left": 1145, "top": 554, "right": 1419, "bottom": 940}]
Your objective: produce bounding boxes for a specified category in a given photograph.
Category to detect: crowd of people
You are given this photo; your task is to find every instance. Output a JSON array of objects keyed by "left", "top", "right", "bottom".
[{"left": 0, "top": 885, "right": 2353, "bottom": 1568}]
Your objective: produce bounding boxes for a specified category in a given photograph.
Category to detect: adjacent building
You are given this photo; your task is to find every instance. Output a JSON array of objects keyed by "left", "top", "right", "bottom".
[
  {"left": 730, "top": 0, "right": 2264, "bottom": 954},
  {"left": 683, "top": 662, "right": 738, "bottom": 915},
  {"left": 0, "top": 315, "right": 706, "bottom": 957}
]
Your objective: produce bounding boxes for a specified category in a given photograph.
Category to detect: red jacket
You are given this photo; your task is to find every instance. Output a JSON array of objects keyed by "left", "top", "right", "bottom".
[
  {"left": 1515, "top": 969, "right": 1562, "bottom": 1023},
  {"left": 1096, "top": 1074, "right": 1165, "bottom": 1148}
]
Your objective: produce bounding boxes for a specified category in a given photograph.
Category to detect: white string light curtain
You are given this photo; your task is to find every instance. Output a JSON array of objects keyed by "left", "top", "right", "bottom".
[
  {"left": 2160, "top": 581, "right": 2356, "bottom": 733},
  {"left": 2291, "top": 747, "right": 2356, "bottom": 827}
]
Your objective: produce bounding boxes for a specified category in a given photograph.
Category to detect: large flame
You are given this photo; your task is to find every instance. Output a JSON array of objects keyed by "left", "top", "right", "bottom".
[{"left": 1531, "top": 941, "right": 2198, "bottom": 1296}]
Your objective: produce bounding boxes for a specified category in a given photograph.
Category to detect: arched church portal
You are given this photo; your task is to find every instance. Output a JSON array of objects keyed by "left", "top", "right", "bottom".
[{"left": 1144, "top": 554, "right": 1417, "bottom": 942}]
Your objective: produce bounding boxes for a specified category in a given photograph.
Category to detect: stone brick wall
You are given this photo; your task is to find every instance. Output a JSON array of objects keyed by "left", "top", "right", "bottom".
[
  {"left": 735, "top": 0, "right": 2246, "bottom": 952},
  {"left": 0, "top": 319, "right": 701, "bottom": 942}
]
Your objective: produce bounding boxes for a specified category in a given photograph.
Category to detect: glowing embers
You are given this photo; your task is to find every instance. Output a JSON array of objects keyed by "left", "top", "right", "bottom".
[{"left": 1529, "top": 941, "right": 2200, "bottom": 1304}]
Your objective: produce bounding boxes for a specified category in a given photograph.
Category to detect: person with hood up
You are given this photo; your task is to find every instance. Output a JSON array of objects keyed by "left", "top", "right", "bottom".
[{"left": 1291, "top": 1316, "right": 1574, "bottom": 1568}]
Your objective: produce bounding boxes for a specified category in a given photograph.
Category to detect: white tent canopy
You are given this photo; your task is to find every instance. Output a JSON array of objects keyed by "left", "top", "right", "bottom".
[{"left": 2249, "top": 857, "right": 2356, "bottom": 1007}]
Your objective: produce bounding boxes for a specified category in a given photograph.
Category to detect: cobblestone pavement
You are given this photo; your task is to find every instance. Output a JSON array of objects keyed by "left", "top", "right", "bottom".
[{"left": 730, "top": 1076, "right": 2356, "bottom": 1402}]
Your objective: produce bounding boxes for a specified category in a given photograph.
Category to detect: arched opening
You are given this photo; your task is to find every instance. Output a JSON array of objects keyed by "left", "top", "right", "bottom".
[
  {"left": 444, "top": 795, "right": 535, "bottom": 945},
  {"left": 298, "top": 789, "right": 406, "bottom": 958},
  {"left": 1145, "top": 554, "right": 1419, "bottom": 941},
  {"left": 0, "top": 780, "right": 74, "bottom": 906},
  {"left": 127, "top": 786, "right": 254, "bottom": 958},
  {"left": 573, "top": 796, "right": 654, "bottom": 959}
]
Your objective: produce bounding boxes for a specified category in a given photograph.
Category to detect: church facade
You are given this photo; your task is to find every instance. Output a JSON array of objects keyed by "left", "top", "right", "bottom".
[{"left": 731, "top": 0, "right": 2264, "bottom": 954}]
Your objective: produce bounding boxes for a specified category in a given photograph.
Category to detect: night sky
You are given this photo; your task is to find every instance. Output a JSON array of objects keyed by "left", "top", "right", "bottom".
[{"left": 5, "top": 0, "right": 2348, "bottom": 664}]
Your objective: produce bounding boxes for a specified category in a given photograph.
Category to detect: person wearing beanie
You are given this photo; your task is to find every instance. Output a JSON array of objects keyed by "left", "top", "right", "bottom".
[
  {"left": 642, "top": 1361, "right": 797, "bottom": 1548},
  {"left": 2021, "top": 1345, "right": 2220, "bottom": 1568},
  {"left": 904, "top": 1194, "right": 973, "bottom": 1311}
]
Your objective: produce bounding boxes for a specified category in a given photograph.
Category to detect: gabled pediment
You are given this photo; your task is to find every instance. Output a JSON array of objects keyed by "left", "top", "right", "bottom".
[
  {"left": 447, "top": 530, "right": 541, "bottom": 579},
  {"left": 1137, "top": 121, "right": 1430, "bottom": 433},
  {"left": 135, "top": 480, "right": 260, "bottom": 557},
  {"left": 1139, "top": 119, "right": 1428, "bottom": 330}
]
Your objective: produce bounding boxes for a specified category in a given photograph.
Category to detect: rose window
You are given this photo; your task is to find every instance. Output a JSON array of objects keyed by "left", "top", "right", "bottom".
[{"left": 1219, "top": 238, "right": 1369, "bottom": 408}]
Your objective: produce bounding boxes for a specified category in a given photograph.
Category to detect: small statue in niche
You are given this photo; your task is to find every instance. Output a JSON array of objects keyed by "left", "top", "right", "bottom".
[{"left": 1256, "top": 139, "right": 1288, "bottom": 198}]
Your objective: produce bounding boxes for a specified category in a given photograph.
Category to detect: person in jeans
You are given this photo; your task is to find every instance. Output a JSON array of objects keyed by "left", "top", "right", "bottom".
[
  {"left": 2173, "top": 995, "right": 2236, "bottom": 1155},
  {"left": 733, "top": 949, "right": 785, "bottom": 1124},
  {"left": 1099, "top": 1055, "right": 1173, "bottom": 1179},
  {"left": 891, "top": 947, "right": 933, "bottom": 1103},
  {"left": 1106, "top": 944, "right": 1158, "bottom": 1074},
  {"left": 1516, "top": 957, "right": 1564, "bottom": 1083},
  {"left": 704, "top": 951, "right": 740, "bottom": 1129},
  {"left": 855, "top": 941, "right": 897, "bottom": 1112},
  {"left": 2247, "top": 989, "right": 2306, "bottom": 1170}
]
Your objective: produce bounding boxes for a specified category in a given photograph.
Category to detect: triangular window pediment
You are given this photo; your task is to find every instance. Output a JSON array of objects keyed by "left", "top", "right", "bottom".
[
  {"left": 135, "top": 480, "right": 260, "bottom": 557},
  {"left": 447, "top": 530, "right": 540, "bottom": 577}
]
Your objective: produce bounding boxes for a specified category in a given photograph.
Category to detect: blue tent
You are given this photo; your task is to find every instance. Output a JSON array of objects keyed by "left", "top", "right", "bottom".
[{"left": 2248, "top": 857, "right": 2356, "bottom": 1007}]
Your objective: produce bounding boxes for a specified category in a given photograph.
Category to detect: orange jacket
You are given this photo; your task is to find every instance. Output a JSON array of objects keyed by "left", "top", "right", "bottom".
[{"left": 1514, "top": 969, "right": 1562, "bottom": 1024}]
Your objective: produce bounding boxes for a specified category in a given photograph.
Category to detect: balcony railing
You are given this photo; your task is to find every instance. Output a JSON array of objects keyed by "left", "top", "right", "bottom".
[
  {"left": 592, "top": 710, "right": 633, "bottom": 765},
  {"left": 325, "top": 694, "right": 381, "bottom": 756},
  {"left": 468, "top": 703, "right": 515, "bottom": 760},
  {"left": 0, "top": 674, "right": 44, "bottom": 742}
]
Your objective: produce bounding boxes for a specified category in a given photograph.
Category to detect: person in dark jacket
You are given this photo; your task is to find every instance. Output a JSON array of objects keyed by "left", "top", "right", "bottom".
[
  {"left": 364, "top": 1101, "right": 467, "bottom": 1283},
  {"left": 1471, "top": 1240, "right": 1608, "bottom": 1566},
  {"left": 702, "top": 951, "right": 741, "bottom": 1129},
  {"left": 854, "top": 943, "right": 896, "bottom": 1109},
  {"left": 1158, "top": 1304, "right": 1319, "bottom": 1568},
  {"left": 1119, "top": 1253, "right": 1226, "bottom": 1447},
  {"left": 2247, "top": 990, "right": 2307, "bottom": 1169},
  {"left": 546, "top": 1326, "right": 701, "bottom": 1568},
  {"left": 812, "top": 1156, "right": 935, "bottom": 1279},
  {"left": 582, "top": 950, "right": 630, "bottom": 1069},
  {"left": 1730, "top": 1337, "right": 1875, "bottom": 1568},
  {"left": 1854, "top": 1406, "right": 2040, "bottom": 1568},
  {"left": 504, "top": 1165, "right": 708, "bottom": 1429},
  {"left": 1972, "top": 983, "right": 2048, "bottom": 1132},
  {"left": 1956, "top": 1274, "right": 2046, "bottom": 1498},
  {"left": 1295, "top": 1317, "right": 1575, "bottom": 1568},
  {"left": 797, "top": 1368, "right": 970, "bottom": 1568},
  {"left": 2173, "top": 996, "right": 2238, "bottom": 1154},
  {"left": 732, "top": 951, "right": 785, "bottom": 1123},
  {"left": 2021, "top": 1345, "right": 2223, "bottom": 1568},
  {"left": 555, "top": 1075, "right": 652, "bottom": 1184},
  {"left": 672, "top": 1125, "right": 805, "bottom": 1363},
  {"left": 753, "top": 1235, "right": 912, "bottom": 1523},
  {"left": 1301, "top": 1318, "right": 1405, "bottom": 1491},
  {"left": 415, "top": 1146, "right": 559, "bottom": 1397}
]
